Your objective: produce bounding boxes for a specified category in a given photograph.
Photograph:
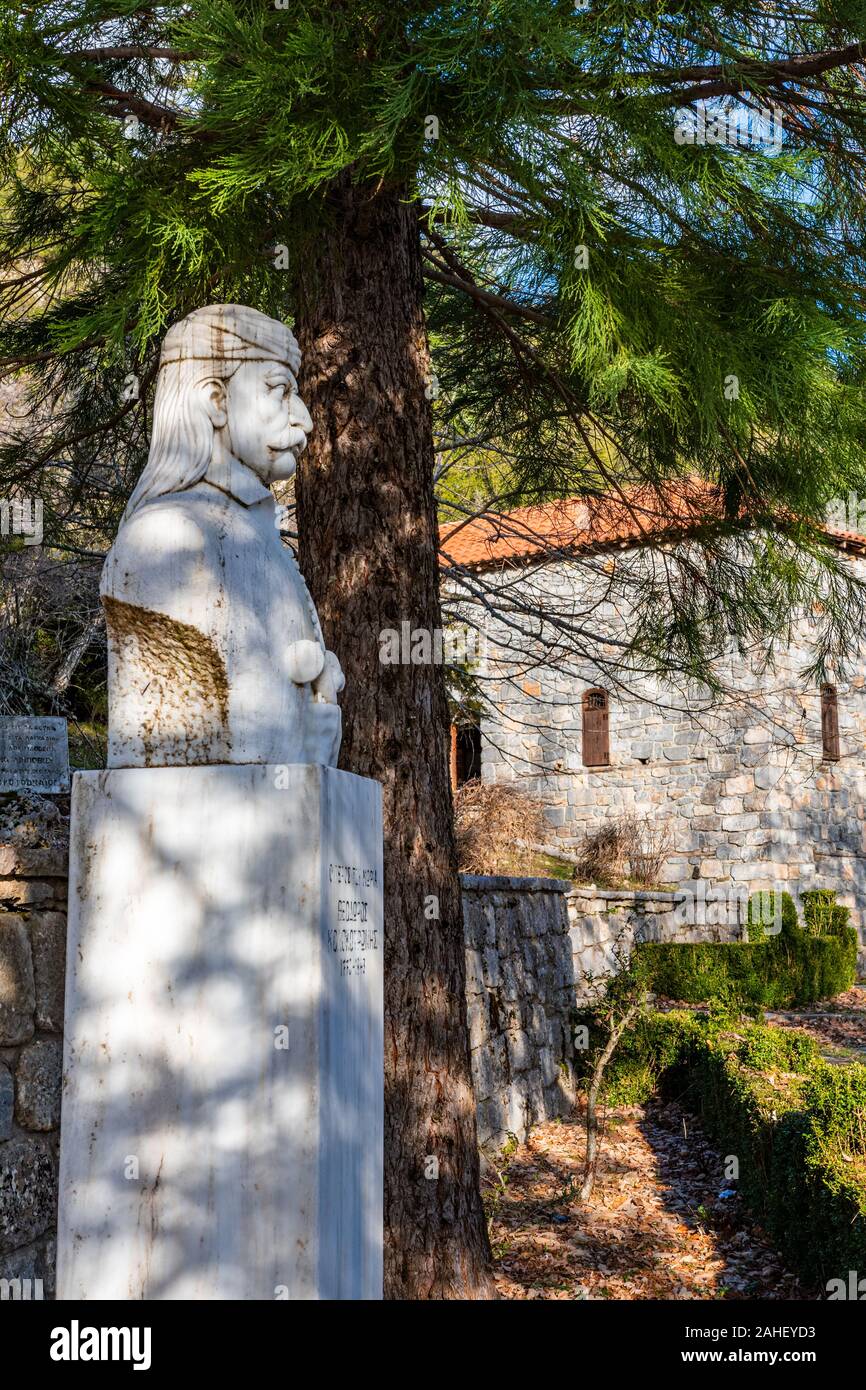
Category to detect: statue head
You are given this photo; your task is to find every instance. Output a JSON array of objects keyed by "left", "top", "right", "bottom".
[{"left": 123, "top": 305, "right": 313, "bottom": 519}]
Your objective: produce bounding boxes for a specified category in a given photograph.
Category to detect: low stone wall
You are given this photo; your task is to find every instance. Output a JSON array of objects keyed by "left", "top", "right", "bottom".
[
  {"left": 461, "top": 876, "right": 746, "bottom": 1151},
  {"left": 567, "top": 885, "right": 743, "bottom": 1001},
  {"left": 0, "top": 794, "right": 68, "bottom": 1297},
  {"left": 461, "top": 874, "right": 577, "bottom": 1152}
]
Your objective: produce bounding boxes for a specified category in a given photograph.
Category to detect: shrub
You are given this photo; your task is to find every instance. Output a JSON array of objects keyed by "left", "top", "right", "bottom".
[
  {"left": 626, "top": 815, "right": 675, "bottom": 886},
  {"left": 801, "top": 889, "right": 852, "bottom": 938},
  {"left": 696, "top": 1050, "right": 866, "bottom": 1284},
  {"left": 574, "top": 813, "right": 673, "bottom": 887},
  {"left": 690, "top": 1042, "right": 808, "bottom": 1227},
  {"left": 746, "top": 890, "right": 799, "bottom": 943},
  {"left": 600, "top": 1010, "right": 866, "bottom": 1284},
  {"left": 736, "top": 1023, "right": 818, "bottom": 1072},
  {"left": 574, "top": 1007, "right": 705, "bottom": 1105},
  {"left": 746, "top": 894, "right": 769, "bottom": 944},
  {"left": 638, "top": 934, "right": 857, "bottom": 1008},
  {"left": 454, "top": 781, "right": 547, "bottom": 875},
  {"left": 574, "top": 820, "right": 628, "bottom": 884},
  {"left": 637, "top": 890, "right": 857, "bottom": 1008}
]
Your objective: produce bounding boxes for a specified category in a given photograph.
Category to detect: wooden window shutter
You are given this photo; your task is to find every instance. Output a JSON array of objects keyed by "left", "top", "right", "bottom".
[
  {"left": 582, "top": 688, "right": 610, "bottom": 767},
  {"left": 821, "top": 684, "right": 840, "bottom": 761}
]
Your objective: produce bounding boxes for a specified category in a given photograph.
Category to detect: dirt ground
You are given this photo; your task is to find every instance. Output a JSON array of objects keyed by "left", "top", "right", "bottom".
[
  {"left": 490, "top": 988, "right": 866, "bottom": 1300},
  {"left": 764, "top": 984, "right": 866, "bottom": 1055},
  {"left": 489, "top": 1097, "right": 816, "bottom": 1300}
]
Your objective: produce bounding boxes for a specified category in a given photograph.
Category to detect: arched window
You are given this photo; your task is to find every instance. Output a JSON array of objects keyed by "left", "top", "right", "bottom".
[
  {"left": 821, "top": 684, "right": 840, "bottom": 761},
  {"left": 582, "top": 688, "right": 610, "bottom": 767}
]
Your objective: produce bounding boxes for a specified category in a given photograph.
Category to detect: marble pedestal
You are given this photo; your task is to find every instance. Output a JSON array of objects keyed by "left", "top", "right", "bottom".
[{"left": 57, "top": 764, "right": 383, "bottom": 1300}]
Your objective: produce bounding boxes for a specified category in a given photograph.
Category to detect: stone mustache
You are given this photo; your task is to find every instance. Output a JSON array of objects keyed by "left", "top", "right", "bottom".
[{"left": 102, "top": 304, "right": 344, "bottom": 767}]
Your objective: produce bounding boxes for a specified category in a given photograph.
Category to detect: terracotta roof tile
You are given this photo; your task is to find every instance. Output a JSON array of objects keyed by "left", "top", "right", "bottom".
[{"left": 439, "top": 480, "right": 866, "bottom": 571}]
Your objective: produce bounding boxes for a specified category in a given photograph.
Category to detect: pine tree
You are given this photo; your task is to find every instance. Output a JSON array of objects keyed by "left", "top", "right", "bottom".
[{"left": 3, "top": 1, "right": 866, "bottom": 1298}]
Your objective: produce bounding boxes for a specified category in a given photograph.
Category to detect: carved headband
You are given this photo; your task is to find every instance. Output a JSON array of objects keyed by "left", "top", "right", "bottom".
[{"left": 158, "top": 305, "right": 301, "bottom": 375}]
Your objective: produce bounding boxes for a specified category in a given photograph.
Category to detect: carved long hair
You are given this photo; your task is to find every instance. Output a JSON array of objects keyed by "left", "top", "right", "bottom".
[{"left": 121, "top": 358, "right": 241, "bottom": 523}]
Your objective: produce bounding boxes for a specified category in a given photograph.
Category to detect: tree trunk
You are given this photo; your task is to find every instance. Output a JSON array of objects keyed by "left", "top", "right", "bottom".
[
  {"left": 580, "top": 1002, "right": 640, "bottom": 1205},
  {"left": 294, "top": 175, "right": 495, "bottom": 1299}
]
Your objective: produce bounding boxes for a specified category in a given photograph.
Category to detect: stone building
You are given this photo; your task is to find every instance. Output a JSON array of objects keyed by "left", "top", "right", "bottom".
[{"left": 441, "top": 486, "right": 866, "bottom": 935}]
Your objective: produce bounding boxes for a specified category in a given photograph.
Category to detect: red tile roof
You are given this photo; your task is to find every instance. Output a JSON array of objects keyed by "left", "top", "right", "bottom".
[{"left": 439, "top": 480, "right": 866, "bottom": 572}]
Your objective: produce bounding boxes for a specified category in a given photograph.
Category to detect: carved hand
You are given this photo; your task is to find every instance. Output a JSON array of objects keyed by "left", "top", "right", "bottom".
[
  {"left": 285, "top": 638, "right": 325, "bottom": 686},
  {"left": 312, "top": 650, "right": 345, "bottom": 705}
]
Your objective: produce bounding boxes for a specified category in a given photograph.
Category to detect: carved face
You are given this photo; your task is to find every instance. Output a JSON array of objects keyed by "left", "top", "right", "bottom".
[{"left": 221, "top": 359, "right": 313, "bottom": 484}]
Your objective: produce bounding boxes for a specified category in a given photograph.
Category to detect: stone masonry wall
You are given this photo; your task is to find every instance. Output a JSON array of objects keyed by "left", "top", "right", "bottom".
[
  {"left": 474, "top": 551, "right": 866, "bottom": 940},
  {"left": 566, "top": 885, "right": 742, "bottom": 1001},
  {"left": 462, "top": 874, "right": 742, "bottom": 1153},
  {"left": 0, "top": 794, "right": 67, "bottom": 1298},
  {"left": 462, "top": 874, "right": 577, "bottom": 1152}
]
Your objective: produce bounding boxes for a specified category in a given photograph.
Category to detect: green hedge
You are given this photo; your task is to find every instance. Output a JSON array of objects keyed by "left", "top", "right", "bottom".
[
  {"left": 692, "top": 1044, "right": 866, "bottom": 1283},
  {"left": 588, "top": 1010, "right": 866, "bottom": 1285},
  {"left": 772, "top": 1066, "right": 866, "bottom": 1281},
  {"left": 634, "top": 891, "right": 858, "bottom": 1007},
  {"left": 578, "top": 1007, "right": 704, "bottom": 1105},
  {"left": 800, "top": 889, "right": 853, "bottom": 938}
]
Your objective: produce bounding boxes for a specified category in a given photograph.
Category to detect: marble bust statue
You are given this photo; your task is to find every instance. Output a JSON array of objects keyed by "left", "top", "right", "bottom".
[{"left": 101, "top": 304, "right": 344, "bottom": 768}]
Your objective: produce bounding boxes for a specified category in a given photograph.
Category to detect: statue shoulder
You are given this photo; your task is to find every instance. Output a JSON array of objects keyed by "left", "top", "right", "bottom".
[
  {"left": 101, "top": 494, "right": 219, "bottom": 603},
  {"left": 113, "top": 493, "right": 213, "bottom": 551}
]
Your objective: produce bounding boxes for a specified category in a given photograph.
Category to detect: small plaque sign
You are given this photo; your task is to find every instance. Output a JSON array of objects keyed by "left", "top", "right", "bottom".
[{"left": 0, "top": 717, "right": 70, "bottom": 793}]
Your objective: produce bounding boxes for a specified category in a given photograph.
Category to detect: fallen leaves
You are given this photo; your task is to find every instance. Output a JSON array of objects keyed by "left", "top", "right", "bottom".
[
  {"left": 765, "top": 986, "right": 866, "bottom": 1055},
  {"left": 488, "top": 1098, "right": 817, "bottom": 1301},
  {"left": 490, "top": 987, "right": 866, "bottom": 1299}
]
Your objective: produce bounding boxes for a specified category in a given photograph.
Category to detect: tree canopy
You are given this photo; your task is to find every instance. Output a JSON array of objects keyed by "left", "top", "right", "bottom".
[{"left": 3, "top": 3, "right": 866, "bottom": 694}]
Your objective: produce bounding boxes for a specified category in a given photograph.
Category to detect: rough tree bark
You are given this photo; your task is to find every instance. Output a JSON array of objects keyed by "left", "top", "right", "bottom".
[{"left": 294, "top": 175, "right": 495, "bottom": 1299}]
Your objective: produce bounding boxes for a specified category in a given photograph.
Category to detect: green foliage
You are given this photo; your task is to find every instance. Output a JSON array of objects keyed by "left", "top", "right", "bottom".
[
  {"left": 694, "top": 1049, "right": 866, "bottom": 1284},
  {"left": 638, "top": 891, "right": 857, "bottom": 1007},
  {"left": 579, "top": 1008, "right": 818, "bottom": 1106},
  {"left": 573, "top": 1006, "right": 705, "bottom": 1106},
  {"left": 599, "top": 1009, "right": 866, "bottom": 1283},
  {"left": 745, "top": 898, "right": 768, "bottom": 944},
  {"left": 736, "top": 1023, "right": 818, "bottom": 1073},
  {"left": 4, "top": 4, "right": 866, "bottom": 705},
  {"left": 801, "top": 889, "right": 852, "bottom": 938},
  {"left": 804, "top": 1063, "right": 866, "bottom": 1156},
  {"left": 746, "top": 889, "right": 799, "bottom": 943}
]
